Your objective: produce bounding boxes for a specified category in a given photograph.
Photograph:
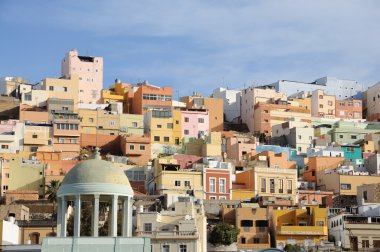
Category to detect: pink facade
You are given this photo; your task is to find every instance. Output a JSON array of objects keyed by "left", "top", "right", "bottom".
[
  {"left": 226, "top": 136, "right": 257, "bottom": 163},
  {"left": 173, "top": 154, "right": 203, "bottom": 169},
  {"left": 0, "top": 120, "right": 17, "bottom": 133},
  {"left": 181, "top": 109, "right": 209, "bottom": 139},
  {"left": 61, "top": 49, "right": 103, "bottom": 104}
]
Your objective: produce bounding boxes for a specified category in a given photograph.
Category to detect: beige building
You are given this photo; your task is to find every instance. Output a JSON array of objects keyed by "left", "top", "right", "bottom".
[
  {"left": 119, "top": 113, "right": 144, "bottom": 135},
  {"left": 182, "top": 132, "right": 222, "bottom": 157},
  {"left": 23, "top": 124, "right": 53, "bottom": 152},
  {"left": 367, "top": 82, "right": 380, "bottom": 122},
  {"left": 136, "top": 199, "right": 207, "bottom": 252},
  {"left": 357, "top": 183, "right": 380, "bottom": 203},
  {"left": 0, "top": 76, "right": 29, "bottom": 97},
  {"left": 311, "top": 89, "right": 336, "bottom": 118}
]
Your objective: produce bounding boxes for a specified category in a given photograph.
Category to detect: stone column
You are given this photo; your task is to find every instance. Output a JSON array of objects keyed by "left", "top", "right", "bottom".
[
  {"left": 92, "top": 194, "right": 100, "bottom": 237},
  {"left": 122, "top": 196, "right": 132, "bottom": 237},
  {"left": 60, "top": 196, "right": 67, "bottom": 237},
  {"left": 74, "top": 194, "right": 81, "bottom": 237},
  {"left": 110, "top": 195, "right": 118, "bottom": 237},
  {"left": 56, "top": 196, "right": 62, "bottom": 237}
]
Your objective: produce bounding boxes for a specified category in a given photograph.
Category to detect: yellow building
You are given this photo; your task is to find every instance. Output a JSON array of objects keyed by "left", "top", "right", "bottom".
[
  {"left": 151, "top": 157, "right": 204, "bottom": 201},
  {"left": 120, "top": 114, "right": 144, "bottom": 135},
  {"left": 183, "top": 132, "right": 222, "bottom": 157},
  {"left": 101, "top": 82, "right": 131, "bottom": 113},
  {"left": 23, "top": 124, "right": 53, "bottom": 152},
  {"left": 144, "top": 109, "right": 181, "bottom": 145},
  {"left": 272, "top": 205, "right": 328, "bottom": 249},
  {"left": 78, "top": 109, "right": 98, "bottom": 134}
]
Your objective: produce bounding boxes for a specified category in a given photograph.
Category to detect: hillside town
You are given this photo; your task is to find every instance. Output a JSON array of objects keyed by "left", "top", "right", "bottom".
[{"left": 0, "top": 49, "right": 380, "bottom": 252}]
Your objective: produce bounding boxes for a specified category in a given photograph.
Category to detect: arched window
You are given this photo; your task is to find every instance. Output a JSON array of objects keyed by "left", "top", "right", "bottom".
[{"left": 29, "top": 232, "right": 40, "bottom": 244}]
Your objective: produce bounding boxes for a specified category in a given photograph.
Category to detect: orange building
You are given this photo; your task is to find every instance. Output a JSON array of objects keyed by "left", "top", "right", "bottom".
[
  {"left": 181, "top": 94, "right": 223, "bottom": 132},
  {"left": 303, "top": 156, "right": 344, "bottom": 182},
  {"left": 297, "top": 190, "right": 333, "bottom": 207},
  {"left": 131, "top": 81, "right": 173, "bottom": 114},
  {"left": 335, "top": 99, "right": 362, "bottom": 119},
  {"left": 19, "top": 109, "right": 49, "bottom": 124},
  {"left": 120, "top": 134, "right": 151, "bottom": 166}
]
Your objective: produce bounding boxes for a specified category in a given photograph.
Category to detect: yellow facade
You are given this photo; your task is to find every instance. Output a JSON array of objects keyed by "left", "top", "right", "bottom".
[
  {"left": 23, "top": 125, "right": 53, "bottom": 152},
  {"left": 97, "top": 109, "right": 120, "bottom": 135},
  {"left": 272, "top": 205, "right": 328, "bottom": 249},
  {"left": 119, "top": 113, "right": 144, "bottom": 135},
  {"left": 148, "top": 109, "right": 181, "bottom": 145},
  {"left": 78, "top": 109, "right": 98, "bottom": 134},
  {"left": 231, "top": 189, "right": 255, "bottom": 200},
  {"left": 101, "top": 83, "right": 130, "bottom": 112},
  {"left": 183, "top": 132, "right": 222, "bottom": 157}
]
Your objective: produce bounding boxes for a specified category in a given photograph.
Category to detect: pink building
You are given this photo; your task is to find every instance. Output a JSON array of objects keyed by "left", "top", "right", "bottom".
[
  {"left": 0, "top": 120, "right": 17, "bottom": 133},
  {"left": 225, "top": 135, "right": 257, "bottom": 163},
  {"left": 61, "top": 49, "right": 103, "bottom": 104},
  {"left": 181, "top": 109, "right": 209, "bottom": 139},
  {"left": 173, "top": 154, "right": 203, "bottom": 169}
]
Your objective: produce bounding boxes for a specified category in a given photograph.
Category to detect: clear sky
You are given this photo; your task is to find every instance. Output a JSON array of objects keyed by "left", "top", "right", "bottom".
[{"left": 1, "top": 0, "right": 380, "bottom": 96}]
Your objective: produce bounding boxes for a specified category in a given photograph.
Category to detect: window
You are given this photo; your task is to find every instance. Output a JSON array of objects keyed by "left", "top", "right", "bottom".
[
  {"left": 339, "top": 101, "right": 345, "bottom": 106},
  {"left": 179, "top": 245, "right": 187, "bottom": 252},
  {"left": 5, "top": 173, "right": 9, "bottom": 178},
  {"left": 175, "top": 120, "right": 179, "bottom": 124},
  {"left": 298, "top": 135, "right": 301, "bottom": 140},
  {"left": 3, "top": 185, "right": 8, "bottom": 190},
  {"left": 25, "top": 94, "right": 32, "bottom": 101},
  {"left": 162, "top": 245, "right": 170, "bottom": 252},
  {"left": 32, "top": 134, "right": 38, "bottom": 139},
  {"left": 363, "top": 191, "right": 368, "bottom": 201},
  {"left": 346, "top": 146, "right": 354, "bottom": 152},
  {"left": 241, "top": 220, "right": 253, "bottom": 227},
  {"left": 110, "top": 121, "right": 115, "bottom": 126},
  {"left": 341, "top": 184, "right": 351, "bottom": 190},
  {"left": 129, "top": 145, "right": 135, "bottom": 150},
  {"left": 63, "top": 87, "right": 68, "bottom": 92},
  {"left": 139, "top": 145, "right": 145, "bottom": 151},
  {"left": 184, "top": 130, "right": 189, "bottom": 135},
  {"left": 317, "top": 221, "right": 325, "bottom": 226},
  {"left": 328, "top": 101, "right": 333, "bottom": 106},
  {"left": 339, "top": 110, "right": 345, "bottom": 116},
  {"left": 348, "top": 102, "right": 353, "bottom": 107},
  {"left": 144, "top": 223, "right": 152, "bottom": 232},
  {"left": 309, "top": 136, "right": 313, "bottom": 140},
  {"left": 175, "top": 180, "right": 181, "bottom": 186},
  {"left": 354, "top": 112, "right": 360, "bottom": 118},
  {"left": 70, "top": 139, "right": 77, "bottom": 144},
  {"left": 319, "top": 95, "right": 323, "bottom": 99},
  {"left": 319, "top": 104, "right": 323, "bottom": 108},
  {"left": 279, "top": 179, "right": 283, "bottom": 193},
  {"left": 167, "top": 123, "right": 173, "bottom": 129},
  {"left": 241, "top": 237, "right": 246, "bottom": 244},
  {"left": 184, "top": 117, "right": 189, "bottom": 122},
  {"left": 209, "top": 196, "right": 216, "bottom": 200},
  {"left": 270, "top": 179, "right": 275, "bottom": 193},
  {"left": 354, "top": 102, "right": 360, "bottom": 107},
  {"left": 132, "top": 122, "right": 138, "bottom": 127},
  {"left": 328, "top": 109, "right": 334, "bottom": 115},
  {"left": 362, "top": 240, "right": 369, "bottom": 248},
  {"left": 198, "top": 118, "right": 204, "bottom": 123},
  {"left": 261, "top": 178, "right": 266, "bottom": 192},
  {"left": 339, "top": 135, "right": 343, "bottom": 139},
  {"left": 185, "top": 181, "right": 191, "bottom": 187},
  {"left": 154, "top": 136, "right": 160, "bottom": 141},
  {"left": 253, "top": 238, "right": 260, "bottom": 244},
  {"left": 312, "top": 171, "right": 316, "bottom": 176},
  {"left": 157, "top": 124, "right": 162, "bottom": 128},
  {"left": 164, "top": 137, "right": 170, "bottom": 142},
  {"left": 1, "top": 145, "right": 9, "bottom": 149},
  {"left": 49, "top": 86, "right": 54, "bottom": 91},
  {"left": 175, "top": 138, "right": 180, "bottom": 145},
  {"left": 30, "top": 146, "right": 38, "bottom": 152},
  {"left": 287, "top": 180, "right": 292, "bottom": 194},
  {"left": 219, "top": 178, "right": 226, "bottom": 193},
  {"left": 351, "top": 135, "right": 357, "bottom": 140},
  {"left": 209, "top": 178, "right": 216, "bottom": 192},
  {"left": 89, "top": 118, "right": 94, "bottom": 123},
  {"left": 219, "top": 196, "right": 226, "bottom": 200},
  {"left": 62, "top": 107, "right": 68, "bottom": 111}
]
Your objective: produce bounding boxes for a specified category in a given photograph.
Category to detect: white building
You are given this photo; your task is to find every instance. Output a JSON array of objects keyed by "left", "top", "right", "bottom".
[
  {"left": 0, "top": 219, "right": 19, "bottom": 245},
  {"left": 0, "top": 120, "right": 24, "bottom": 153},
  {"left": 212, "top": 87, "right": 241, "bottom": 122},
  {"left": 307, "top": 146, "right": 344, "bottom": 158},
  {"left": 263, "top": 76, "right": 364, "bottom": 101}
]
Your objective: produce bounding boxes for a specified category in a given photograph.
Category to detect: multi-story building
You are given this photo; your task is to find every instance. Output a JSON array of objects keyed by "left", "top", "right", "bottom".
[
  {"left": 0, "top": 120, "right": 24, "bottom": 153},
  {"left": 236, "top": 204, "right": 270, "bottom": 250},
  {"left": 341, "top": 145, "right": 363, "bottom": 168},
  {"left": 144, "top": 109, "right": 181, "bottom": 145},
  {"left": 136, "top": 199, "right": 207, "bottom": 252},
  {"left": 335, "top": 99, "right": 362, "bottom": 119},
  {"left": 263, "top": 76, "right": 364, "bottom": 100},
  {"left": 182, "top": 132, "right": 222, "bottom": 157},
  {"left": 365, "top": 154, "right": 380, "bottom": 175},
  {"left": 363, "top": 132, "right": 380, "bottom": 153},
  {"left": 0, "top": 76, "right": 29, "bottom": 97},
  {"left": 61, "top": 49, "right": 103, "bottom": 104},
  {"left": 234, "top": 151, "right": 298, "bottom": 203},
  {"left": 307, "top": 145, "right": 344, "bottom": 158},
  {"left": 101, "top": 80, "right": 131, "bottom": 113},
  {"left": 23, "top": 122, "right": 53, "bottom": 152},
  {"left": 181, "top": 93, "right": 223, "bottom": 132},
  {"left": 272, "top": 120, "right": 314, "bottom": 155},
  {"left": 311, "top": 89, "right": 336, "bottom": 118},
  {"left": 253, "top": 100, "right": 311, "bottom": 137},
  {"left": 241, "top": 86, "right": 286, "bottom": 133},
  {"left": 120, "top": 134, "right": 151, "bottom": 166},
  {"left": 357, "top": 183, "right": 380, "bottom": 203},
  {"left": 212, "top": 87, "right": 241, "bottom": 122},
  {"left": 225, "top": 133, "right": 257, "bottom": 163},
  {"left": 328, "top": 203, "right": 380, "bottom": 251},
  {"left": 78, "top": 108, "right": 98, "bottom": 134},
  {"left": 131, "top": 81, "right": 172, "bottom": 114},
  {"left": 366, "top": 82, "right": 380, "bottom": 122},
  {"left": 119, "top": 113, "right": 144, "bottom": 136},
  {"left": 272, "top": 205, "right": 328, "bottom": 249},
  {"left": 303, "top": 156, "right": 344, "bottom": 183},
  {"left": 181, "top": 108, "right": 209, "bottom": 140}
]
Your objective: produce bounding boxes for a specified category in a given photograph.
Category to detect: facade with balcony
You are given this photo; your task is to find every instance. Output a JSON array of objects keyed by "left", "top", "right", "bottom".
[
  {"left": 135, "top": 199, "right": 206, "bottom": 252},
  {"left": 0, "top": 120, "right": 24, "bottom": 153},
  {"left": 51, "top": 112, "right": 80, "bottom": 156}
]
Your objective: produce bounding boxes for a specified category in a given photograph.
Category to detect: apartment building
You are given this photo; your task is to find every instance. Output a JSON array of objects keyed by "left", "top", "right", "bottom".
[
  {"left": 366, "top": 82, "right": 380, "bottom": 122},
  {"left": 0, "top": 120, "right": 24, "bottom": 153},
  {"left": 311, "top": 89, "right": 336, "bottom": 118},
  {"left": 212, "top": 87, "right": 241, "bottom": 122},
  {"left": 225, "top": 134, "right": 257, "bottom": 163},
  {"left": 132, "top": 81, "right": 172, "bottom": 114},
  {"left": 120, "top": 134, "right": 151, "bottom": 166},
  {"left": 335, "top": 99, "right": 362, "bottom": 119},
  {"left": 241, "top": 87, "right": 287, "bottom": 133},
  {"left": 303, "top": 156, "right": 344, "bottom": 183},
  {"left": 119, "top": 113, "right": 144, "bottom": 135},
  {"left": 181, "top": 108, "right": 209, "bottom": 140},
  {"left": 272, "top": 205, "right": 328, "bottom": 249},
  {"left": 182, "top": 132, "right": 222, "bottom": 157},
  {"left": 61, "top": 49, "right": 103, "bottom": 104}
]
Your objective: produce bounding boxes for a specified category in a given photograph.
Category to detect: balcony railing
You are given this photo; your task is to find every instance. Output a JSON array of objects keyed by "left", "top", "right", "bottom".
[
  {"left": 137, "top": 230, "right": 198, "bottom": 239},
  {"left": 277, "top": 225, "right": 327, "bottom": 236}
]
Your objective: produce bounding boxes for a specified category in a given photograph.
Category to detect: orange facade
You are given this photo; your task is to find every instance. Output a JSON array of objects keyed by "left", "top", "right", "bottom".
[
  {"left": 131, "top": 83, "right": 173, "bottom": 114},
  {"left": 335, "top": 100, "right": 362, "bottom": 119},
  {"left": 303, "top": 156, "right": 344, "bottom": 182},
  {"left": 120, "top": 135, "right": 151, "bottom": 166}
]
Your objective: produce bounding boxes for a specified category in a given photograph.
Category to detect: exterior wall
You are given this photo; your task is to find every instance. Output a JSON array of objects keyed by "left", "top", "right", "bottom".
[
  {"left": 365, "top": 154, "right": 380, "bottom": 175},
  {"left": 0, "top": 204, "right": 29, "bottom": 221},
  {"left": 231, "top": 189, "right": 255, "bottom": 201},
  {"left": 120, "top": 135, "right": 151, "bottom": 166},
  {"left": 357, "top": 183, "right": 380, "bottom": 203},
  {"left": 0, "top": 220, "right": 19, "bottom": 245},
  {"left": 297, "top": 190, "right": 333, "bottom": 207},
  {"left": 20, "top": 90, "right": 48, "bottom": 108},
  {"left": 5, "top": 190, "right": 39, "bottom": 204},
  {"left": 226, "top": 136, "right": 256, "bottom": 162},
  {"left": 364, "top": 133, "right": 380, "bottom": 153},
  {"left": 119, "top": 114, "right": 144, "bottom": 135},
  {"left": 173, "top": 154, "right": 203, "bottom": 169},
  {"left": 8, "top": 158, "right": 45, "bottom": 196},
  {"left": 204, "top": 168, "right": 231, "bottom": 200},
  {"left": 132, "top": 83, "right": 172, "bottom": 114},
  {"left": 303, "top": 156, "right": 344, "bottom": 182},
  {"left": 0, "top": 121, "right": 23, "bottom": 153},
  {"left": 236, "top": 207, "right": 270, "bottom": 250},
  {"left": 181, "top": 109, "right": 209, "bottom": 139},
  {"left": 145, "top": 110, "right": 181, "bottom": 145},
  {"left": 288, "top": 127, "right": 314, "bottom": 155},
  {"left": 342, "top": 145, "right": 363, "bottom": 168},
  {"left": 311, "top": 89, "right": 335, "bottom": 118},
  {"left": 212, "top": 87, "right": 241, "bottom": 122},
  {"left": 23, "top": 124, "right": 53, "bottom": 152},
  {"left": 273, "top": 206, "right": 328, "bottom": 249},
  {"left": 0, "top": 76, "right": 29, "bottom": 97},
  {"left": 19, "top": 111, "right": 49, "bottom": 124},
  {"left": 61, "top": 49, "right": 103, "bottom": 104},
  {"left": 78, "top": 109, "right": 97, "bottom": 134},
  {"left": 335, "top": 99, "right": 362, "bottom": 119},
  {"left": 0, "top": 97, "right": 19, "bottom": 120},
  {"left": 80, "top": 133, "right": 120, "bottom": 153},
  {"left": 367, "top": 82, "right": 380, "bottom": 121},
  {"left": 97, "top": 109, "right": 120, "bottom": 135},
  {"left": 241, "top": 87, "right": 286, "bottom": 133}
]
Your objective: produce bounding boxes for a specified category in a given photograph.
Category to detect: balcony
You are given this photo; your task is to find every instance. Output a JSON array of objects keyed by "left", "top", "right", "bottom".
[
  {"left": 277, "top": 225, "right": 327, "bottom": 236},
  {"left": 136, "top": 230, "right": 198, "bottom": 239},
  {"left": 0, "top": 133, "right": 15, "bottom": 142}
]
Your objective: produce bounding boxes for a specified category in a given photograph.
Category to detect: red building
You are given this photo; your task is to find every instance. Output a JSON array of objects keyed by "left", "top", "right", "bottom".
[{"left": 203, "top": 165, "right": 231, "bottom": 200}]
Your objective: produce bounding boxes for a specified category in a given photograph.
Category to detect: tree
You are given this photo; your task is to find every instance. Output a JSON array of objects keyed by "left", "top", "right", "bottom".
[
  {"left": 67, "top": 202, "right": 93, "bottom": 236},
  {"left": 45, "top": 180, "right": 61, "bottom": 233},
  {"left": 208, "top": 223, "right": 238, "bottom": 246},
  {"left": 284, "top": 244, "right": 302, "bottom": 252}
]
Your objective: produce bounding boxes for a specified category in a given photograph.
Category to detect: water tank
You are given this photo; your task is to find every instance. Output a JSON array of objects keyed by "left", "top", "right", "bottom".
[{"left": 7, "top": 216, "right": 15, "bottom": 224}]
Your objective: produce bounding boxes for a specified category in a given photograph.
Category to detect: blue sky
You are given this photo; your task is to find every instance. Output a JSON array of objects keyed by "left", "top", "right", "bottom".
[{"left": 1, "top": 0, "right": 380, "bottom": 97}]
